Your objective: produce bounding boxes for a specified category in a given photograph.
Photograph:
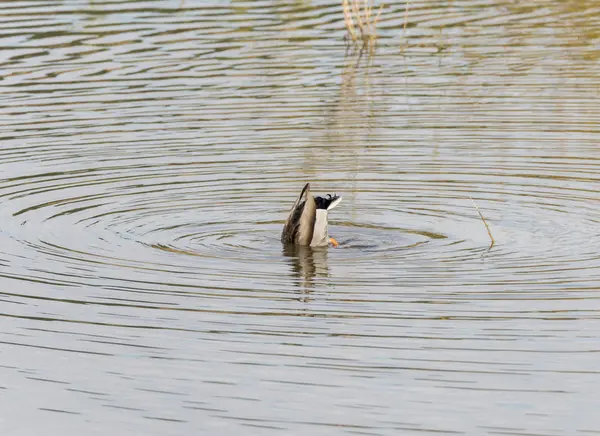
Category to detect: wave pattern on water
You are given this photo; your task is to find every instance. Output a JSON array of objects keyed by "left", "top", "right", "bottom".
[{"left": 1, "top": 0, "right": 600, "bottom": 435}]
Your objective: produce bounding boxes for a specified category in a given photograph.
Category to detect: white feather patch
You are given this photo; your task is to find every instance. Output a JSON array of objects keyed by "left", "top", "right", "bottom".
[
  {"left": 327, "top": 196, "right": 342, "bottom": 210},
  {"left": 310, "top": 209, "right": 329, "bottom": 247}
]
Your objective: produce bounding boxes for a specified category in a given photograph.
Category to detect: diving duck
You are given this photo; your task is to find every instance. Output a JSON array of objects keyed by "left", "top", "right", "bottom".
[{"left": 281, "top": 183, "right": 342, "bottom": 247}]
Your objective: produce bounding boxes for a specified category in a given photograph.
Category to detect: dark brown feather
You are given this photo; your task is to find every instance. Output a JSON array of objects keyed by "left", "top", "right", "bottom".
[{"left": 281, "top": 183, "right": 316, "bottom": 245}]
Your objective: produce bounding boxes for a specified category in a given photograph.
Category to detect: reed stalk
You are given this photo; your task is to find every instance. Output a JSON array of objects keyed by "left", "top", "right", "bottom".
[
  {"left": 470, "top": 196, "right": 495, "bottom": 249},
  {"left": 342, "top": 0, "right": 383, "bottom": 46}
]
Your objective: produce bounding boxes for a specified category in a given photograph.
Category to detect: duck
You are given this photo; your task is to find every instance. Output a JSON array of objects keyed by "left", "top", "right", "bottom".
[{"left": 281, "top": 183, "right": 342, "bottom": 247}]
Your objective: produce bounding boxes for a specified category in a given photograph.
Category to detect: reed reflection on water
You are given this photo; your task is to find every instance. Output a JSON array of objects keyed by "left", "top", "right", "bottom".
[{"left": 1, "top": 0, "right": 600, "bottom": 434}]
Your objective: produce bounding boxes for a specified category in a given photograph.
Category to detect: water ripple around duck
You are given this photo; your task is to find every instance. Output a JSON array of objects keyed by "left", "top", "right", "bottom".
[{"left": 1, "top": 0, "right": 600, "bottom": 434}]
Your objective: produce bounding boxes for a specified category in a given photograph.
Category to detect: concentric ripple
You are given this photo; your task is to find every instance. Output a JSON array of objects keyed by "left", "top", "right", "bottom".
[{"left": 1, "top": 0, "right": 600, "bottom": 435}]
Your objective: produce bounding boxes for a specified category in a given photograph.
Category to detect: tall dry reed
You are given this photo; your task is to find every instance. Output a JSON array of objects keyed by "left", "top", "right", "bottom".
[{"left": 342, "top": 0, "right": 383, "bottom": 46}]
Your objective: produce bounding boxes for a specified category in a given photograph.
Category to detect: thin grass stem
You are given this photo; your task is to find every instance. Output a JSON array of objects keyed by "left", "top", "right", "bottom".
[{"left": 470, "top": 196, "right": 495, "bottom": 249}]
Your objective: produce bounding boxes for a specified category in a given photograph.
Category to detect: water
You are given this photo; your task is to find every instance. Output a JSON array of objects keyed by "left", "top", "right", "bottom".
[{"left": 1, "top": 0, "right": 600, "bottom": 434}]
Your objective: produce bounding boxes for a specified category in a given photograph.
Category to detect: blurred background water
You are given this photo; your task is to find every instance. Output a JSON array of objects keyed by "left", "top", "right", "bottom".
[{"left": 1, "top": 0, "right": 600, "bottom": 434}]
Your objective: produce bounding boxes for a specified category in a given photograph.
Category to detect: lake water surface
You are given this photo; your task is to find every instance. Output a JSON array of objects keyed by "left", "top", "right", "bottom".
[{"left": 1, "top": 0, "right": 600, "bottom": 434}]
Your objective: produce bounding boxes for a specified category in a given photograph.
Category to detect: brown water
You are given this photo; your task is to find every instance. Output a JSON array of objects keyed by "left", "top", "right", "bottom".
[{"left": 1, "top": 0, "right": 600, "bottom": 434}]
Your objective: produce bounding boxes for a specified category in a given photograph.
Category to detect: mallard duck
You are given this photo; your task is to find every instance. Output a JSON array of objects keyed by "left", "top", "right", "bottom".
[{"left": 281, "top": 183, "right": 342, "bottom": 247}]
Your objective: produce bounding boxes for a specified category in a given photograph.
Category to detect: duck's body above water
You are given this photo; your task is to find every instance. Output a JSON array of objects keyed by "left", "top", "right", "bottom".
[{"left": 281, "top": 183, "right": 342, "bottom": 247}]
